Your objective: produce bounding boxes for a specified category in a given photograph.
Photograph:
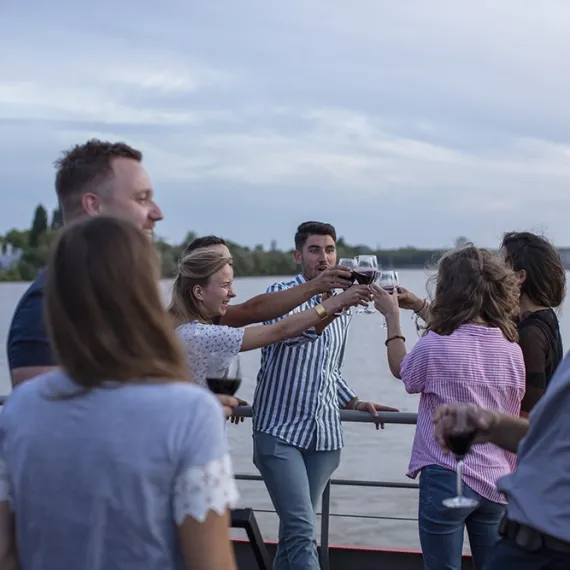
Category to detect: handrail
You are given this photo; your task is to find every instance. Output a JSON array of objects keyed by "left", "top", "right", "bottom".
[{"left": 232, "top": 405, "right": 418, "bottom": 424}]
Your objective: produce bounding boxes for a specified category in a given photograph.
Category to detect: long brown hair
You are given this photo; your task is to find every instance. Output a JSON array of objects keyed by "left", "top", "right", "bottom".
[
  {"left": 501, "top": 231, "right": 566, "bottom": 309},
  {"left": 427, "top": 244, "right": 519, "bottom": 342},
  {"left": 44, "top": 215, "right": 190, "bottom": 389},
  {"left": 167, "top": 249, "right": 232, "bottom": 326}
]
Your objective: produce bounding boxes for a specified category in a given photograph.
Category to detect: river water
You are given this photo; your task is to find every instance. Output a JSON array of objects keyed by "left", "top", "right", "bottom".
[{"left": 0, "top": 270, "right": 568, "bottom": 551}]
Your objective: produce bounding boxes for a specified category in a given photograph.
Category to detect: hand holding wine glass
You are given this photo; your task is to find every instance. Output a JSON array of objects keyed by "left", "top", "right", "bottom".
[
  {"left": 433, "top": 403, "right": 496, "bottom": 451},
  {"left": 313, "top": 264, "right": 354, "bottom": 293},
  {"left": 375, "top": 271, "right": 400, "bottom": 327},
  {"left": 353, "top": 255, "right": 378, "bottom": 314},
  {"left": 439, "top": 409, "right": 480, "bottom": 509},
  {"left": 370, "top": 283, "right": 399, "bottom": 316},
  {"left": 333, "top": 257, "right": 357, "bottom": 315}
]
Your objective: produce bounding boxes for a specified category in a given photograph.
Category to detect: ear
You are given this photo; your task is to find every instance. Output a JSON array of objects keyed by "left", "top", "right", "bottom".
[
  {"left": 517, "top": 269, "right": 527, "bottom": 285},
  {"left": 81, "top": 193, "right": 102, "bottom": 216},
  {"left": 293, "top": 249, "right": 302, "bottom": 265},
  {"left": 192, "top": 284, "right": 204, "bottom": 302}
]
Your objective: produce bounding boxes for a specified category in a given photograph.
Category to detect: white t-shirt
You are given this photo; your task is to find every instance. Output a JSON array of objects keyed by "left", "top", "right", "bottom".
[{"left": 176, "top": 321, "right": 245, "bottom": 388}]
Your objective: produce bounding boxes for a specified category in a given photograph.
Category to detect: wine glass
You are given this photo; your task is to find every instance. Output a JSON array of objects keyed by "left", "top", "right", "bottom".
[
  {"left": 376, "top": 271, "right": 400, "bottom": 328},
  {"left": 353, "top": 255, "right": 378, "bottom": 314},
  {"left": 206, "top": 355, "right": 242, "bottom": 396},
  {"left": 335, "top": 257, "right": 356, "bottom": 316},
  {"left": 442, "top": 414, "right": 479, "bottom": 509}
]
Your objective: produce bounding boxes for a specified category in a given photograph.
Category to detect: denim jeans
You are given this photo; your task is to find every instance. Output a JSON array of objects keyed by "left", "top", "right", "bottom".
[
  {"left": 486, "top": 536, "right": 570, "bottom": 570},
  {"left": 252, "top": 430, "right": 341, "bottom": 570},
  {"left": 418, "top": 465, "right": 505, "bottom": 570}
]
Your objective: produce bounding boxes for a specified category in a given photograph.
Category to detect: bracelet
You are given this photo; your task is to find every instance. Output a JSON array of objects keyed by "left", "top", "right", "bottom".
[
  {"left": 385, "top": 335, "right": 406, "bottom": 346},
  {"left": 314, "top": 303, "right": 328, "bottom": 319},
  {"left": 414, "top": 298, "right": 428, "bottom": 314},
  {"left": 351, "top": 399, "right": 361, "bottom": 410}
]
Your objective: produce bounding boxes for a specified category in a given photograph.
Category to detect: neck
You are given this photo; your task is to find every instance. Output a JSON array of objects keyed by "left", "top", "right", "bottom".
[{"left": 519, "top": 295, "right": 548, "bottom": 317}]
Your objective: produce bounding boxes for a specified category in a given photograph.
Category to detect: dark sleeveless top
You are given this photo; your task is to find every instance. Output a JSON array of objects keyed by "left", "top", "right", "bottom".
[{"left": 518, "top": 308, "right": 563, "bottom": 412}]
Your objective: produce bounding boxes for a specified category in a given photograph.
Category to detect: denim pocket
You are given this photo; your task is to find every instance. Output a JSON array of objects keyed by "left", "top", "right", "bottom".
[{"left": 420, "top": 464, "right": 458, "bottom": 512}]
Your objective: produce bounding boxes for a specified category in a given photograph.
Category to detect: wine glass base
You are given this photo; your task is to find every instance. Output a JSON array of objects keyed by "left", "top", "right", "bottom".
[{"left": 442, "top": 496, "right": 479, "bottom": 509}]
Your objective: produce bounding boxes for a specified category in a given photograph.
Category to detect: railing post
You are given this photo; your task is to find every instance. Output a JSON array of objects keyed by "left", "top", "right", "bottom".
[{"left": 319, "top": 480, "right": 331, "bottom": 570}]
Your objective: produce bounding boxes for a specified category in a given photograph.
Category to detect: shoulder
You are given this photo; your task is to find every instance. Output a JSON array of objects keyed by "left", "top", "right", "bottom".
[
  {"left": 158, "top": 382, "right": 223, "bottom": 417},
  {"left": 1, "top": 369, "right": 60, "bottom": 421},
  {"left": 266, "top": 275, "right": 303, "bottom": 293},
  {"left": 8, "top": 273, "right": 46, "bottom": 336},
  {"left": 7, "top": 273, "right": 53, "bottom": 368},
  {"left": 176, "top": 321, "right": 244, "bottom": 350}
]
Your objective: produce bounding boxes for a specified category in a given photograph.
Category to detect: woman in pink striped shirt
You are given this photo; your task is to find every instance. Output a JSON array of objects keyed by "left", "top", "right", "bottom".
[{"left": 372, "top": 245, "right": 525, "bottom": 570}]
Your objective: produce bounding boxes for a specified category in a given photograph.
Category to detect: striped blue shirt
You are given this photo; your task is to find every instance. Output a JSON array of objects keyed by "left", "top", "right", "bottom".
[{"left": 252, "top": 274, "right": 356, "bottom": 451}]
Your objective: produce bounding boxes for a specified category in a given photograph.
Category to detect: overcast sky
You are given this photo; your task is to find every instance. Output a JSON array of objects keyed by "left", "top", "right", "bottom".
[{"left": 2, "top": 0, "right": 570, "bottom": 250}]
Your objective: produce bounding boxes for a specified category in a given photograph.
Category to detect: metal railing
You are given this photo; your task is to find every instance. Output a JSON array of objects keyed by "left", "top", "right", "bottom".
[{"left": 231, "top": 406, "right": 418, "bottom": 570}]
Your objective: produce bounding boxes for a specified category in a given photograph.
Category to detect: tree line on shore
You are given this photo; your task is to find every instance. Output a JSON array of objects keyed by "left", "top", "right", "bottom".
[{"left": 0, "top": 204, "right": 452, "bottom": 282}]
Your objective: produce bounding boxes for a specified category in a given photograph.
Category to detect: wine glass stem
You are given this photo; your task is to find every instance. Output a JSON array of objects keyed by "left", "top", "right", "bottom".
[{"left": 456, "top": 458, "right": 464, "bottom": 497}]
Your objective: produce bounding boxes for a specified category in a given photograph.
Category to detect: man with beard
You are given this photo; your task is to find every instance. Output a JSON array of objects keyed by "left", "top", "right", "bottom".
[{"left": 251, "top": 221, "right": 399, "bottom": 570}]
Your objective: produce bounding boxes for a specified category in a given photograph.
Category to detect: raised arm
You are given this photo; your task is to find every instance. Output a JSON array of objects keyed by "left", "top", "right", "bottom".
[
  {"left": 240, "top": 285, "right": 370, "bottom": 352},
  {"left": 371, "top": 285, "right": 407, "bottom": 378},
  {"left": 397, "top": 287, "right": 430, "bottom": 322},
  {"left": 219, "top": 267, "right": 353, "bottom": 327}
]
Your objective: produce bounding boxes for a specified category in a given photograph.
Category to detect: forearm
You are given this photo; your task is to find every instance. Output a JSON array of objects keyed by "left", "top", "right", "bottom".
[
  {"left": 488, "top": 413, "right": 530, "bottom": 454},
  {"left": 385, "top": 312, "right": 407, "bottom": 378},
  {"left": 412, "top": 298, "right": 430, "bottom": 323},
  {"left": 243, "top": 297, "right": 343, "bottom": 351},
  {"left": 223, "top": 281, "right": 319, "bottom": 327}
]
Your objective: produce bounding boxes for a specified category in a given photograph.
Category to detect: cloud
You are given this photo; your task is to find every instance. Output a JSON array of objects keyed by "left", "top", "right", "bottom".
[{"left": 1, "top": 0, "right": 570, "bottom": 249}]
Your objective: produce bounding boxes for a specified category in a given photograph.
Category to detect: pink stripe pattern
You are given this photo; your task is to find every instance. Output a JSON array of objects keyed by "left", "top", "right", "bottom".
[{"left": 401, "top": 324, "right": 525, "bottom": 504}]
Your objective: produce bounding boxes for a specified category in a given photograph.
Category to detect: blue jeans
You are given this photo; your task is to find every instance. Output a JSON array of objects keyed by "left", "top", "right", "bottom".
[
  {"left": 486, "top": 536, "right": 570, "bottom": 570},
  {"left": 419, "top": 465, "right": 505, "bottom": 570},
  {"left": 252, "top": 430, "right": 341, "bottom": 570}
]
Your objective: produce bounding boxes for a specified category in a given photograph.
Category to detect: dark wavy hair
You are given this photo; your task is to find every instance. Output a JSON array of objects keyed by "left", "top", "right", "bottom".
[
  {"left": 501, "top": 231, "right": 566, "bottom": 309},
  {"left": 427, "top": 244, "right": 519, "bottom": 342}
]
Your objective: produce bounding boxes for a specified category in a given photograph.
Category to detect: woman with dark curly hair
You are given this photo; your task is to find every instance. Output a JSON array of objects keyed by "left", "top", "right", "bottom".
[
  {"left": 372, "top": 245, "right": 525, "bottom": 570},
  {"left": 500, "top": 231, "right": 566, "bottom": 413}
]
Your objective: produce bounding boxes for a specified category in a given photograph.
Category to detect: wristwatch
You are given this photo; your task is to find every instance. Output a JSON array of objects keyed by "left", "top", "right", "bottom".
[{"left": 314, "top": 303, "right": 328, "bottom": 319}]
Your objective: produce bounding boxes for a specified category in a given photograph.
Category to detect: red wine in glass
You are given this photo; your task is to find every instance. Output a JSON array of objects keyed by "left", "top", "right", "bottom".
[
  {"left": 445, "top": 430, "right": 477, "bottom": 458},
  {"left": 354, "top": 255, "right": 379, "bottom": 314},
  {"left": 205, "top": 356, "right": 242, "bottom": 396},
  {"left": 206, "top": 377, "right": 241, "bottom": 396},
  {"left": 443, "top": 425, "right": 479, "bottom": 509},
  {"left": 352, "top": 268, "right": 378, "bottom": 285}
]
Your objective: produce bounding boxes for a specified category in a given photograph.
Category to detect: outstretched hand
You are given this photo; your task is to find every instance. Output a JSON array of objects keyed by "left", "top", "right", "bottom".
[
  {"left": 336, "top": 284, "right": 372, "bottom": 309},
  {"left": 397, "top": 287, "right": 425, "bottom": 312},
  {"left": 370, "top": 284, "right": 399, "bottom": 316},
  {"left": 313, "top": 266, "right": 354, "bottom": 293}
]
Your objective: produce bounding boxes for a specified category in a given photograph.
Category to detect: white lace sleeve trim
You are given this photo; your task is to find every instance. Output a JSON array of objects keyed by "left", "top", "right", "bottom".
[
  {"left": 0, "top": 457, "right": 12, "bottom": 506},
  {"left": 173, "top": 453, "right": 239, "bottom": 525}
]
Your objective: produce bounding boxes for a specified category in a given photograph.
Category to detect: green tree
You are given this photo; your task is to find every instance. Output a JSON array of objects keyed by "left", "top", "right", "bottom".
[
  {"left": 29, "top": 205, "right": 48, "bottom": 247},
  {"left": 50, "top": 207, "right": 63, "bottom": 230}
]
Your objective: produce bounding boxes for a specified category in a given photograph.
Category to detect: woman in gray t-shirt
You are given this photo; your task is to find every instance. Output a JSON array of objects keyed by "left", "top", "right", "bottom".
[{"left": 0, "top": 216, "right": 238, "bottom": 570}]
